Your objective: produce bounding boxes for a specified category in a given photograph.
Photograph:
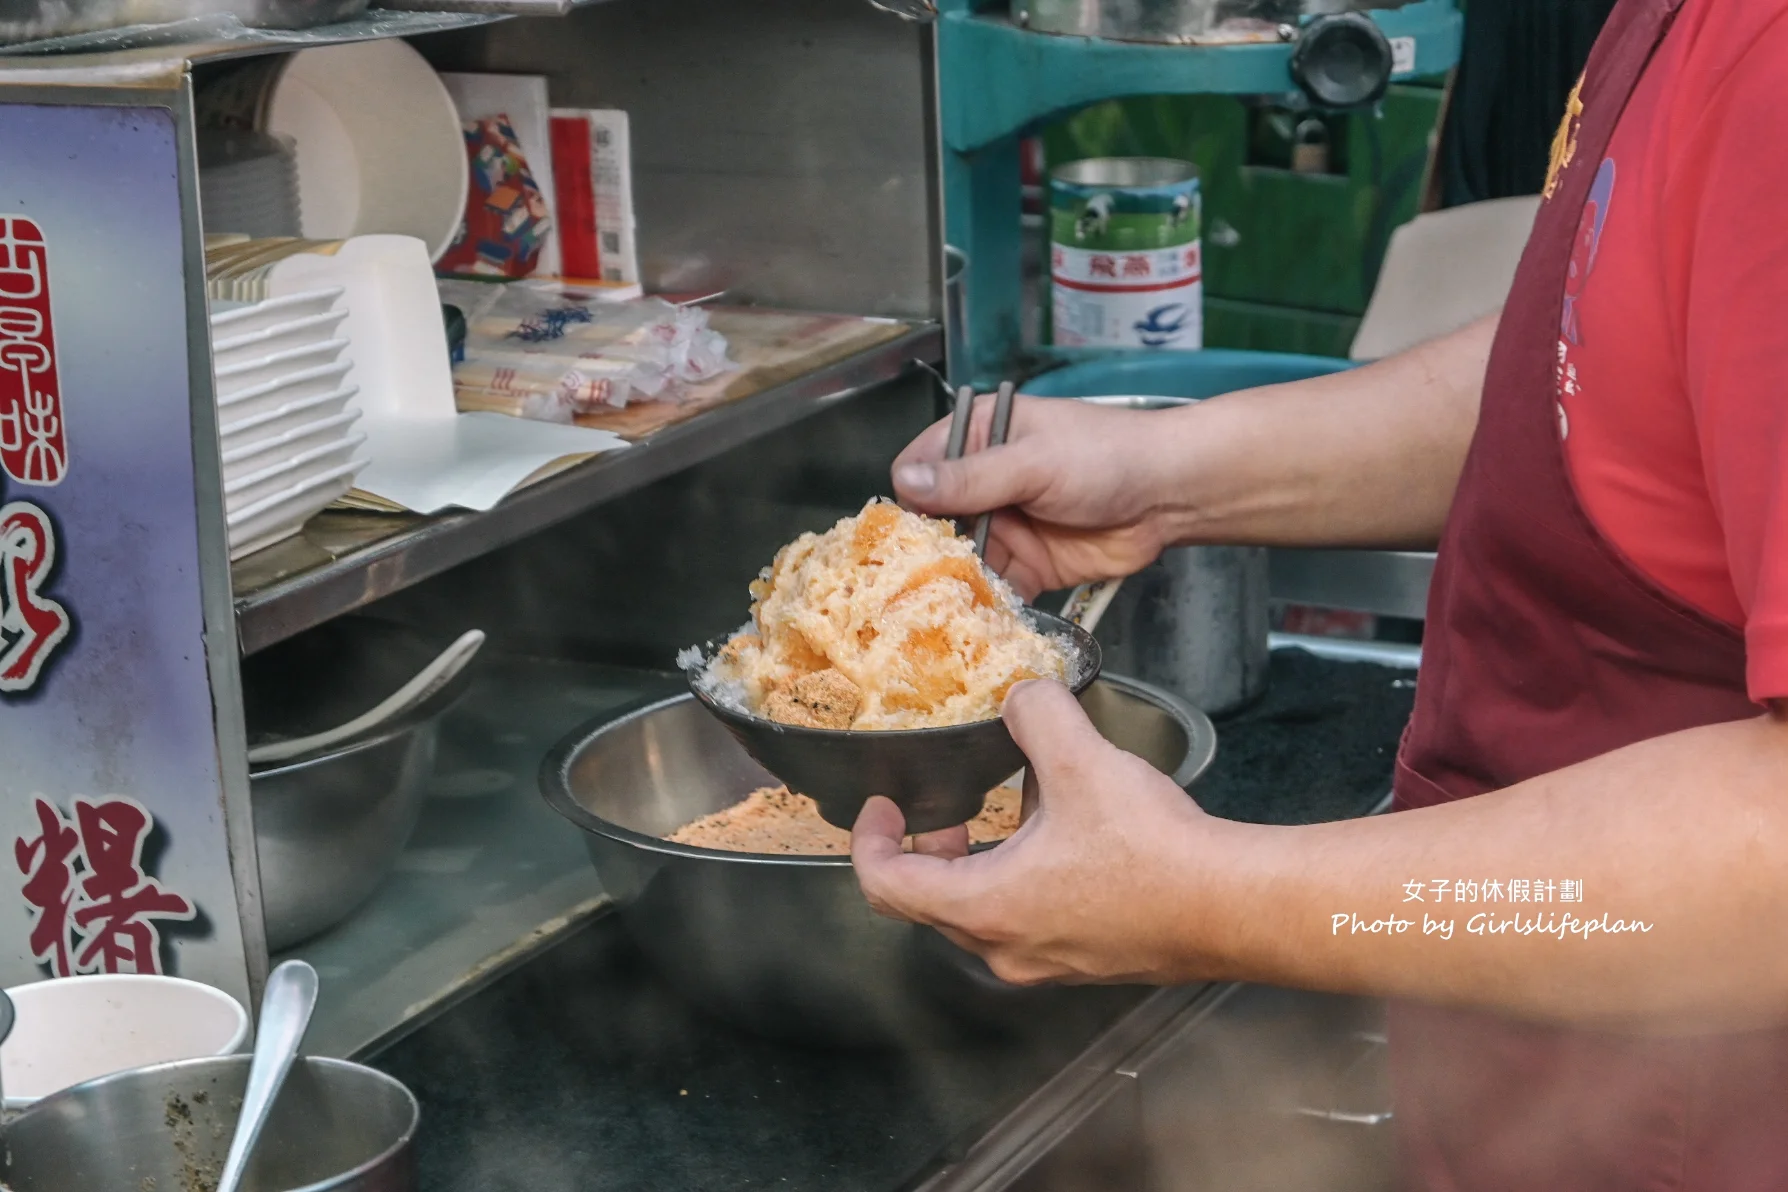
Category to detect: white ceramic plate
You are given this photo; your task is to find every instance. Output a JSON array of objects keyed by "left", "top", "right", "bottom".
[
  {"left": 224, "top": 430, "right": 366, "bottom": 514},
  {"left": 211, "top": 286, "right": 344, "bottom": 338},
  {"left": 3, "top": 975, "right": 249, "bottom": 1110},
  {"left": 267, "top": 40, "right": 468, "bottom": 262},
  {"left": 221, "top": 408, "right": 362, "bottom": 484}
]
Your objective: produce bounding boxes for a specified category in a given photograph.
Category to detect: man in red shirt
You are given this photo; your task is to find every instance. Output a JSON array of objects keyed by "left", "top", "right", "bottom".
[{"left": 852, "top": 1, "right": 1788, "bottom": 1187}]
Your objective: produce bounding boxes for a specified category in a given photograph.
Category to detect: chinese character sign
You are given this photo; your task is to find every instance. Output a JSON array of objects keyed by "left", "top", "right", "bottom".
[
  {"left": 0, "top": 217, "right": 68, "bottom": 488},
  {"left": 0, "top": 497, "right": 71, "bottom": 691},
  {"left": 14, "top": 796, "right": 195, "bottom": 977},
  {"left": 0, "top": 102, "right": 251, "bottom": 1004}
]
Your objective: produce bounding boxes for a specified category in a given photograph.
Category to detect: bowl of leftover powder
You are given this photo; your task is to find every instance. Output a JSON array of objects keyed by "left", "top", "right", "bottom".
[{"left": 540, "top": 674, "right": 1215, "bottom": 1047}]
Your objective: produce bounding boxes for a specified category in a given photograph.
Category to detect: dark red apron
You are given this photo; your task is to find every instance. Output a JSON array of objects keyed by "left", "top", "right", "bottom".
[{"left": 1388, "top": 0, "right": 1788, "bottom": 1187}]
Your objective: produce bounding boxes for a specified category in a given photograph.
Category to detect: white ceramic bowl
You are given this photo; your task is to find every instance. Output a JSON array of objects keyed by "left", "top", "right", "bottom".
[
  {"left": 267, "top": 40, "right": 468, "bottom": 262},
  {"left": 2, "top": 975, "right": 249, "bottom": 1111}
]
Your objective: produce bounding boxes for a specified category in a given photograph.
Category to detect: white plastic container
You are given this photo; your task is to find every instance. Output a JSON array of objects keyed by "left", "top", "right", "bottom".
[
  {"left": 210, "top": 286, "right": 344, "bottom": 339},
  {"left": 214, "top": 338, "right": 349, "bottom": 400},
  {"left": 2, "top": 974, "right": 249, "bottom": 1111},
  {"left": 267, "top": 41, "right": 468, "bottom": 262},
  {"left": 212, "top": 308, "right": 350, "bottom": 364},
  {"left": 219, "top": 384, "right": 359, "bottom": 444},
  {"left": 225, "top": 460, "right": 363, "bottom": 559},
  {"left": 221, "top": 408, "right": 362, "bottom": 485},
  {"left": 223, "top": 430, "right": 366, "bottom": 513},
  {"left": 216, "top": 362, "right": 354, "bottom": 431}
]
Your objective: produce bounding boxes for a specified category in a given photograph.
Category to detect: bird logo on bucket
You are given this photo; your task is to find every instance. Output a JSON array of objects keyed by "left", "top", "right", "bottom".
[{"left": 1135, "top": 303, "right": 1193, "bottom": 348}]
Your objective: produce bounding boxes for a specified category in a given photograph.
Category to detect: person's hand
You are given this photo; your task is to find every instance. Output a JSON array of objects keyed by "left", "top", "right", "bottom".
[
  {"left": 892, "top": 396, "right": 1184, "bottom": 599},
  {"left": 850, "top": 680, "right": 1220, "bottom": 985}
]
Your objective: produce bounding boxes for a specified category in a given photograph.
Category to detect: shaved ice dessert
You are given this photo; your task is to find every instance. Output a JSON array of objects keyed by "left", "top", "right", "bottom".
[{"left": 686, "top": 499, "right": 1068, "bottom": 731}]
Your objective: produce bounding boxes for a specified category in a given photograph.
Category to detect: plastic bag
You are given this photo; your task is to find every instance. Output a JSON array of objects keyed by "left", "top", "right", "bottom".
[{"left": 442, "top": 280, "right": 738, "bottom": 421}]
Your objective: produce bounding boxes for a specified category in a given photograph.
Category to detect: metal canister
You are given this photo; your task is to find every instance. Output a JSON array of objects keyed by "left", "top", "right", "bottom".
[
  {"left": 1049, "top": 157, "right": 1202, "bottom": 350},
  {"left": 1078, "top": 394, "right": 1270, "bottom": 715},
  {"left": 1013, "top": 0, "right": 1300, "bottom": 42}
]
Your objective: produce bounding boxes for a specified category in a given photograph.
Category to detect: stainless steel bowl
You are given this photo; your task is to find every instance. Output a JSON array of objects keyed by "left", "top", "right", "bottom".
[
  {"left": 1, "top": 1054, "right": 417, "bottom": 1192},
  {"left": 540, "top": 675, "right": 1215, "bottom": 1047},
  {"left": 243, "top": 619, "right": 476, "bottom": 951},
  {"left": 250, "top": 724, "right": 438, "bottom": 952},
  {"left": 1066, "top": 396, "right": 1268, "bottom": 714}
]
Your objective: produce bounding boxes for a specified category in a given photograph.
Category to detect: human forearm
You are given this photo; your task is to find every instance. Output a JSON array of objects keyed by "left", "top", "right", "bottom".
[
  {"left": 1190, "top": 709, "right": 1788, "bottom": 1031},
  {"left": 1141, "top": 314, "right": 1495, "bottom": 550}
]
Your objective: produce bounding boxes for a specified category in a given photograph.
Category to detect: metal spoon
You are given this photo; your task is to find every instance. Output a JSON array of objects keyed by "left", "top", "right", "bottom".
[
  {"left": 246, "top": 629, "right": 485, "bottom": 766},
  {"left": 214, "top": 960, "right": 320, "bottom": 1192},
  {"left": 1060, "top": 577, "right": 1123, "bottom": 635}
]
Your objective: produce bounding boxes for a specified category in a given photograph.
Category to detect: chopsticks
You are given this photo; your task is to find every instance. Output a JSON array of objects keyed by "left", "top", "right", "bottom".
[
  {"left": 940, "top": 379, "right": 1125, "bottom": 635},
  {"left": 943, "top": 380, "right": 1016, "bottom": 559}
]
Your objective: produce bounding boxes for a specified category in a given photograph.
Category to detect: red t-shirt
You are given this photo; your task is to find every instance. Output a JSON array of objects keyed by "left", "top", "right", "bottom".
[{"left": 1559, "top": 0, "right": 1788, "bottom": 703}]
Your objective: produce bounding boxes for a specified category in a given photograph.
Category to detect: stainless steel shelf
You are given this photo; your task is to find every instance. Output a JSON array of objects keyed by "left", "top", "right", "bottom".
[
  {"left": 282, "top": 654, "right": 681, "bottom": 1060},
  {"left": 0, "top": 9, "right": 504, "bottom": 65},
  {"left": 372, "top": 0, "right": 615, "bottom": 15},
  {"left": 1268, "top": 547, "right": 1435, "bottom": 621},
  {"left": 233, "top": 323, "right": 941, "bottom": 655}
]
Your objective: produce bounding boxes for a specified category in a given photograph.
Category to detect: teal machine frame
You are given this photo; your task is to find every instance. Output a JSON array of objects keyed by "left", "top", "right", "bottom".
[{"left": 935, "top": 0, "right": 1463, "bottom": 388}]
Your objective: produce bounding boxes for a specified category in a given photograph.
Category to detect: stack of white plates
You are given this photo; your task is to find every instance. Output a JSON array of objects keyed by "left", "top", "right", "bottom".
[{"left": 212, "top": 287, "right": 368, "bottom": 560}]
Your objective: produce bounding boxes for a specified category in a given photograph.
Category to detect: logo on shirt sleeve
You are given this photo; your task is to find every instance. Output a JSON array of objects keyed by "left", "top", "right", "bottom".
[
  {"left": 1555, "top": 157, "right": 1617, "bottom": 440},
  {"left": 1545, "top": 74, "right": 1587, "bottom": 200},
  {"left": 1562, "top": 158, "right": 1617, "bottom": 347}
]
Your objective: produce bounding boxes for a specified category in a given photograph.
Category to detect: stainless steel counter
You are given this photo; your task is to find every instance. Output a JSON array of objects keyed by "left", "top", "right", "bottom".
[{"left": 305, "top": 643, "right": 1421, "bottom": 1192}]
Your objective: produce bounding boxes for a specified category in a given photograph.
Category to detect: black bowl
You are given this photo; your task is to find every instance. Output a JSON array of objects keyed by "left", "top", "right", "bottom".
[{"left": 686, "top": 608, "right": 1100, "bottom": 833}]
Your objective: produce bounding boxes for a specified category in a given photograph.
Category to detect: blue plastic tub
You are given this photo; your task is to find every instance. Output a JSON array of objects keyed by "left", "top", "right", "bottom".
[{"left": 1021, "top": 348, "right": 1354, "bottom": 401}]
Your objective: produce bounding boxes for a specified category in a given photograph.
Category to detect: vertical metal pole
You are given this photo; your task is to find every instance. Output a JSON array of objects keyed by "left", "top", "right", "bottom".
[
  {"left": 174, "top": 70, "right": 270, "bottom": 1014},
  {"left": 943, "top": 136, "right": 1024, "bottom": 389}
]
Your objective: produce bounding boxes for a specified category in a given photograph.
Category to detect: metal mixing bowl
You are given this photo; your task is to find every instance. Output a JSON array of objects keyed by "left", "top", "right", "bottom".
[
  {"left": 1, "top": 1054, "right": 417, "bottom": 1192},
  {"left": 540, "top": 675, "right": 1215, "bottom": 1047},
  {"left": 242, "top": 618, "right": 476, "bottom": 951}
]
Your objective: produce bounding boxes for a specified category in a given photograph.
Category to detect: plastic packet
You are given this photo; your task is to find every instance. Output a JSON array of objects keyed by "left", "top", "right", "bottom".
[{"left": 442, "top": 280, "right": 737, "bottom": 421}]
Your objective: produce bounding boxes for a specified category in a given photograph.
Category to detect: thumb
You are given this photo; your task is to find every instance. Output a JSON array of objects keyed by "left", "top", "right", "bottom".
[
  {"left": 893, "top": 443, "right": 1043, "bottom": 518},
  {"left": 1000, "top": 679, "right": 1112, "bottom": 796}
]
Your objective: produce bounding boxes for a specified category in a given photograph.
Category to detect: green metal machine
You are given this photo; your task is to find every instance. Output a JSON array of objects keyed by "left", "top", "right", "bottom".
[{"left": 932, "top": 0, "right": 1464, "bottom": 385}]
